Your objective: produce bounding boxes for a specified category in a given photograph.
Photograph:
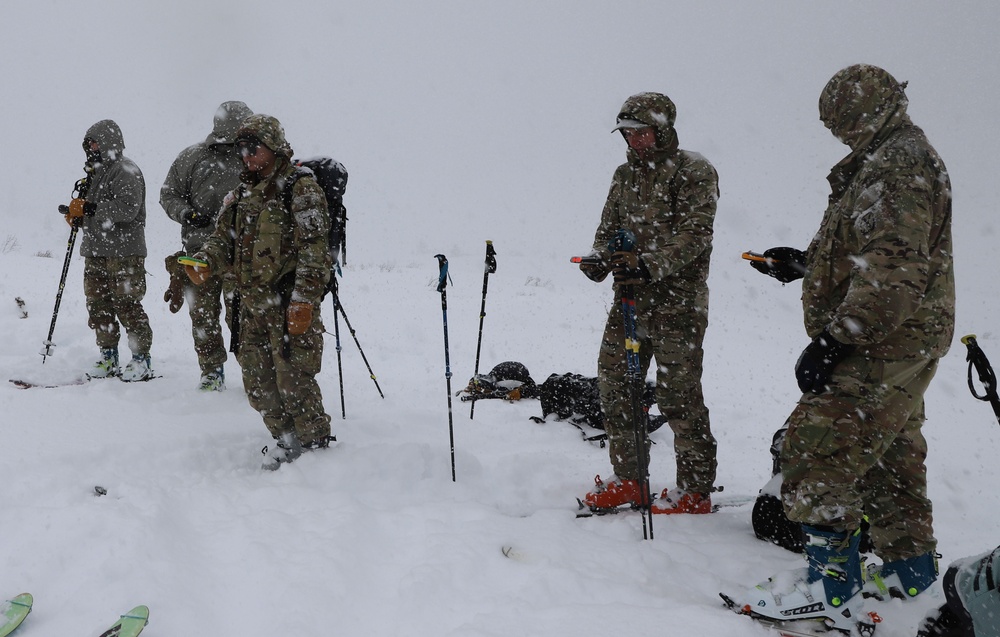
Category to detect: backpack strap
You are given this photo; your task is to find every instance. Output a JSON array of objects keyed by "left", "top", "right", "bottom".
[{"left": 281, "top": 166, "right": 315, "bottom": 212}]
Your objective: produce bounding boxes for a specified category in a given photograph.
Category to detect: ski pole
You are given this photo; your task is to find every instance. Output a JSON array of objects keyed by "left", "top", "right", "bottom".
[
  {"left": 435, "top": 254, "right": 457, "bottom": 481},
  {"left": 611, "top": 228, "right": 653, "bottom": 540},
  {"left": 334, "top": 293, "right": 384, "bottom": 399},
  {"left": 962, "top": 334, "right": 1000, "bottom": 427},
  {"left": 470, "top": 240, "right": 497, "bottom": 419},
  {"left": 43, "top": 177, "right": 89, "bottom": 363},
  {"left": 330, "top": 276, "right": 347, "bottom": 419}
]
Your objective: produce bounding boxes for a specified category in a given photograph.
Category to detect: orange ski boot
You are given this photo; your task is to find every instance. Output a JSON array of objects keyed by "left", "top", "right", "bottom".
[
  {"left": 580, "top": 475, "right": 650, "bottom": 512},
  {"left": 651, "top": 488, "right": 712, "bottom": 514}
]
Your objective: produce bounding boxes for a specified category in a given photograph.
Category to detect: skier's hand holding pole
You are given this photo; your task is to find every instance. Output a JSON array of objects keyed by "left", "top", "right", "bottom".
[{"left": 572, "top": 254, "right": 610, "bottom": 282}]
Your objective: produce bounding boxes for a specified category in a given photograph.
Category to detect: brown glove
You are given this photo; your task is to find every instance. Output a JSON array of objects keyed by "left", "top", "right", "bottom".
[
  {"left": 609, "top": 251, "right": 650, "bottom": 285},
  {"left": 164, "top": 252, "right": 187, "bottom": 313},
  {"left": 63, "top": 198, "right": 93, "bottom": 226},
  {"left": 68, "top": 198, "right": 87, "bottom": 219},
  {"left": 185, "top": 263, "right": 212, "bottom": 286},
  {"left": 286, "top": 301, "right": 314, "bottom": 336}
]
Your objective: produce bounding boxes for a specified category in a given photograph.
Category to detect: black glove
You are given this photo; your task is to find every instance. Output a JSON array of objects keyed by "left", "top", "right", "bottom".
[
  {"left": 750, "top": 247, "right": 807, "bottom": 283},
  {"left": 795, "top": 329, "right": 854, "bottom": 394},
  {"left": 579, "top": 257, "right": 610, "bottom": 283},
  {"left": 182, "top": 210, "right": 214, "bottom": 229},
  {"left": 609, "top": 251, "right": 650, "bottom": 285}
]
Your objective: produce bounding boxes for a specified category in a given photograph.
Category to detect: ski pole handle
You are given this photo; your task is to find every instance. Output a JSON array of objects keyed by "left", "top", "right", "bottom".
[
  {"left": 484, "top": 240, "right": 497, "bottom": 274},
  {"left": 571, "top": 256, "right": 603, "bottom": 265},
  {"left": 435, "top": 254, "right": 450, "bottom": 293},
  {"left": 962, "top": 334, "right": 1000, "bottom": 426}
]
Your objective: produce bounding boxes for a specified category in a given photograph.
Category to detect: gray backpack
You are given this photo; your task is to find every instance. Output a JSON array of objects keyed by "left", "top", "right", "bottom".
[{"left": 918, "top": 545, "right": 1000, "bottom": 637}]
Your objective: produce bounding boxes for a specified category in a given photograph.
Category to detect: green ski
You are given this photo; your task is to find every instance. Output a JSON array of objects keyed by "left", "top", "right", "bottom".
[
  {"left": 0, "top": 593, "right": 32, "bottom": 637},
  {"left": 97, "top": 605, "right": 149, "bottom": 637}
]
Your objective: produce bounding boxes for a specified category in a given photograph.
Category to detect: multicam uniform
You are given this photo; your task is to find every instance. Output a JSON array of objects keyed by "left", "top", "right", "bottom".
[
  {"left": 590, "top": 92, "right": 719, "bottom": 494},
  {"left": 78, "top": 120, "right": 152, "bottom": 358},
  {"left": 196, "top": 116, "right": 333, "bottom": 447},
  {"left": 780, "top": 65, "right": 955, "bottom": 562},
  {"left": 160, "top": 101, "right": 252, "bottom": 377}
]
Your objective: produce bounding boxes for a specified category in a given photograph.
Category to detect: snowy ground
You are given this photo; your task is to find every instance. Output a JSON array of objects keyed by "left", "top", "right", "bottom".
[{"left": 3, "top": 2, "right": 1000, "bottom": 636}]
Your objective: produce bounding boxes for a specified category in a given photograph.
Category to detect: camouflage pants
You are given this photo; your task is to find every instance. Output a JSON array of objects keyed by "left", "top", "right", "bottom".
[
  {"left": 83, "top": 256, "right": 152, "bottom": 354},
  {"left": 235, "top": 305, "right": 331, "bottom": 445},
  {"left": 597, "top": 301, "right": 716, "bottom": 492},
  {"left": 780, "top": 356, "right": 939, "bottom": 561},
  {"left": 165, "top": 251, "right": 231, "bottom": 373},
  {"left": 186, "top": 273, "right": 230, "bottom": 373}
]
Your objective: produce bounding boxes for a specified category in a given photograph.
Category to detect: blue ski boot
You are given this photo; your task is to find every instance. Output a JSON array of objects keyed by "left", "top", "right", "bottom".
[
  {"left": 744, "top": 525, "right": 873, "bottom": 633},
  {"left": 865, "top": 551, "right": 939, "bottom": 600},
  {"left": 88, "top": 348, "right": 120, "bottom": 379}
]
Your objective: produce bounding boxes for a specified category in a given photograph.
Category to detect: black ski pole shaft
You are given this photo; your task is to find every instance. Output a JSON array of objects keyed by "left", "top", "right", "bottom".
[
  {"left": 962, "top": 335, "right": 1000, "bottom": 426},
  {"left": 42, "top": 219, "right": 81, "bottom": 363},
  {"left": 335, "top": 295, "right": 384, "bottom": 399},
  {"left": 470, "top": 240, "right": 497, "bottom": 420},
  {"left": 44, "top": 177, "right": 89, "bottom": 363},
  {"left": 435, "top": 254, "right": 456, "bottom": 482},
  {"left": 331, "top": 278, "right": 346, "bottom": 419},
  {"left": 621, "top": 282, "right": 652, "bottom": 540},
  {"left": 611, "top": 228, "right": 652, "bottom": 540}
]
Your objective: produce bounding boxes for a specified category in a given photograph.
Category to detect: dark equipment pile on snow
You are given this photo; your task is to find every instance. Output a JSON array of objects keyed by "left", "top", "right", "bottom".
[{"left": 457, "top": 361, "right": 665, "bottom": 445}]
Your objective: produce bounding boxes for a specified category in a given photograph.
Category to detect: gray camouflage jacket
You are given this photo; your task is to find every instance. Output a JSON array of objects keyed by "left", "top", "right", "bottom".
[
  {"left": 591, "top": 146, "right": 719, "bottom": 314},
  {"left": 78, "top": 120, "right": 147, "bottom": 258},
  {"left": 803, "top": 117, "right": 955, "bottom": 360},
  {"left": 159, "top": 141, "right": 246, "bottom": 253}
]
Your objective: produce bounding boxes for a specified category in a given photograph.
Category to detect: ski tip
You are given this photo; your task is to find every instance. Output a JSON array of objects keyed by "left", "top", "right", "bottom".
[
  {"left": 9, "top": 592, "right": 33, "bottom": 608},
  {"left": 122, "top": 604, "right": 150, "bottom": 623}
]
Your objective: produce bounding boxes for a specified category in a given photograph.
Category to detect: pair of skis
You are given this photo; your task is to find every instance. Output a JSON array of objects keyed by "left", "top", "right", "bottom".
[{"left": 1, "top": 594, "right": 147, "bottom": 637}]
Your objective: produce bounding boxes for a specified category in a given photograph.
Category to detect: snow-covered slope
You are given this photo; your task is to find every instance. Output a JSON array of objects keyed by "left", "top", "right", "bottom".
[{"left": 2, "top": 2, "right": 999, "bottom": 635}]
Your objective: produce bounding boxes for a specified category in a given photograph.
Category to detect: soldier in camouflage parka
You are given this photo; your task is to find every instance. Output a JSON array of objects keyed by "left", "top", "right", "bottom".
[
  {"left": 764, "top": 66, "right": 954, "bottom": 571},
  {"left": 579, "top": 92, "right": 719, "bottom": 513},
  {"left": 69, "top": 120, "right": 154, "bottom": 378},
  {"left": 191, "top": 114, "right": 333, "bottom": 461},
  {"left": 160, "top": 101, "right": 253, "bottom": 388}
]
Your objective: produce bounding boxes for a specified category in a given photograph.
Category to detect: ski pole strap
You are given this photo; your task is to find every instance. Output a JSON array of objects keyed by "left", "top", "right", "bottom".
[{"left": 962, "top": 334, "right": 1000, "bottom": 426}]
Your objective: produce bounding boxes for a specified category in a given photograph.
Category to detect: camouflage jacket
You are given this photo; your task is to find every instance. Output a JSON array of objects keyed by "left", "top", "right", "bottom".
[
  {"left": 79, "top": 120, "right": 147, "bottom": 259},
  {"left": 197, "top": 157, "right": 331, "bottom": 313},
  {"left": 591, "top": 147, "right": 719, "bottom": 313},
  {"left": 803, "top": 120, "right": 955, "bottom": 359},
  {"left": 159, "top": 141, "right": 245, "bottom": 253}
]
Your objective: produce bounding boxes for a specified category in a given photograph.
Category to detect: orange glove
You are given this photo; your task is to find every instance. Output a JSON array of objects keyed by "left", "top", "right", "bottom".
[
  {"left": 62, "top": 198, "right": 92, "bottom": 226},
  {"left": 286, "top": 301, "right": 314, "bottom": 335},
  {"left": 68, "top": 198, "right": 87, "bottom": 218},
  {"left": 184, "top": 263, "right": 212, "bottom": 286}
]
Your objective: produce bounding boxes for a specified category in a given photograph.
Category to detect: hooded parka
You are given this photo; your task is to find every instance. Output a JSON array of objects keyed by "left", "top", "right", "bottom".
[
  {"left": 589, "top": 92, "right": 719, "bottom": 493},
  {"left": 79, "top": 120, "right": 147, "bottom": 258}
]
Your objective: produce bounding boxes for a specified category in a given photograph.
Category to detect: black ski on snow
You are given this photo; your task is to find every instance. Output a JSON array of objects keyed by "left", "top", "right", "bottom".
[
  {"left": 10, "top": 374, "right": 163, "bottom": 389},
  {"left": 9, "top": 378, "right": 89, "bottom": 389}
]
